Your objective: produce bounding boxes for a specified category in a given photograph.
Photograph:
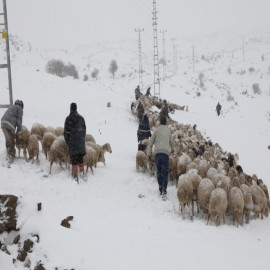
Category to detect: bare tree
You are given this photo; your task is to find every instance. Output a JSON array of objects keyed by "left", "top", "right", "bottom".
[{"left": 109, "top": 60, "right": 118, "bottom": 78}]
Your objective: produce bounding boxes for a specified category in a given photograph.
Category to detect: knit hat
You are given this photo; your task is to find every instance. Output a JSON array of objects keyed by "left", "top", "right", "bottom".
[{"left": 70, "top": 102, "right": 77, "bottom": 112}]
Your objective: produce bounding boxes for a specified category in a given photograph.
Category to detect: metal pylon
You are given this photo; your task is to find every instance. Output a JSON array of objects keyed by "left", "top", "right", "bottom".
[
  {"left": 0, "top": 0, "right": 13, "bottom": 108},
  {"left": 152, "top": 0, "right": 160, "bottom": 98}
]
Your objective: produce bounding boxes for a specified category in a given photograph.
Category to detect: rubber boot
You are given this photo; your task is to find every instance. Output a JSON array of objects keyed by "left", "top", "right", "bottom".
[
  {"left": 79, "top": 163, "right": 85, "bottom": 179},
  {"left": 72, "top": 165, "right": 79, "bottom": 182}
]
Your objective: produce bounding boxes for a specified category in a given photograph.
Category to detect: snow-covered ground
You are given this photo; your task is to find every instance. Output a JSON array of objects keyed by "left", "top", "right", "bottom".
[{"left": 0, "top": 31, "right": 270, "bottom": 269}]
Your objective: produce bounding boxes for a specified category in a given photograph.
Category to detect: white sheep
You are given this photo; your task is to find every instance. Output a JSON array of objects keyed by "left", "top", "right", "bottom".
[
  {"left": 31, "top": 122, "right": 46, "bottom": 141},
  {"left": 27, "top": 134, "right": 39, "bottom": 163},
  {"left": 54, "top": 127, "right": 64, "bottom": 137},
  {"left": 83, "top": 144, "right": 98, "bottom": 174},
  {"left": 227, "top": 187, "right": 244, "bottom": 226},
  {"left": 177, "top": 174, "right": 194, "bottom": 220},
  {"left": 48, "top": 135, "right": 69, "bottom": 174},
  {"left": 136, "top": 150, "right": 148, "bottom": 172},
  {"left": 15, "top": 125, "right": 30, "bottom": 159},
  {"left": 240, "top": 184, "right": 253, "bottom": 223},
  {"left": 177, "top": 152, "right": 192, "bottom": 177},
  {"left": 85, "top": 134, "right": 96, "bottom": 143},
  {"left": 42, "top": 132, "right": 57, "bottom": 160},
  {"left": 197, "top": 178, "right": 215, "bottom": 219},
  {"left": 207, "top": 187, "right": 228, "bottom": 226},
  {"left": 250, "top": 181, "right": 268, "bottom": 219}
]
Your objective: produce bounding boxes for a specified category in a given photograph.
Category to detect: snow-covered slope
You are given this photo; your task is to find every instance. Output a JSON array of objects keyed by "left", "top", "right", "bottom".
[{"left": 0, "top": 33, "right": 270, "bottom": 270}]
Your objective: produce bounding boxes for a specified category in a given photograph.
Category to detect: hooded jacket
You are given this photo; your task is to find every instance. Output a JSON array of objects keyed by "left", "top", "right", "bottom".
[{"left": 1, "top": 104, "right": 23, "bottom": 134}]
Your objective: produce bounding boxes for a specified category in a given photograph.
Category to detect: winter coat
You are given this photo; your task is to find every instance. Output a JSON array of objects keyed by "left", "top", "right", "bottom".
[
  {"left": 64, "top": 111, "right": 86, "bottom": 157},
  {"left": 136, "top": 102, "right": 145, "bottom": 122},
  {"left": 1, "top": 104, "right": 23, "bottom": 134},
  {"left": 135, "top": 87, "right": 142, "bottom": 100},
  {"left": 147, "top": 124, "right": 175, "bottom": 157},
  {"left": 137, "top": 114, "right": 151, "bottom": 142},
  {"left": 160, "top": 103, "right": 169, "bottom": 117}
]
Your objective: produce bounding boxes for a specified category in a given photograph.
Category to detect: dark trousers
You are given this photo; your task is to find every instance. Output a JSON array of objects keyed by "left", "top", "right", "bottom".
[
  {"left": 155, "top": 153, "right": 169, "bottom": 194},
  {"left": 70, "top": 154, "right": 84, "bottom": 165},
  {"left": 2, "top": 127, "right": 16, "bottom": 160}
]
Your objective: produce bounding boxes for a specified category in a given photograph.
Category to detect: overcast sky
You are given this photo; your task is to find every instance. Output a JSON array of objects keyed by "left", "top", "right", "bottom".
[{"left": 3, "top": 0, "right": 270, "bottom": 49}]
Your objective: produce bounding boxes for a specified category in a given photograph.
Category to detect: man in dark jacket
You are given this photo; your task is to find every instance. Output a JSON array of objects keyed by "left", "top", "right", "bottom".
[
  {"left": 160, "top": 99, "right": 169, "bottom": 118},
  {"left": 137, "top": 113, "right": 151, "bottom": 151},
  {"left": 135, "top": 85, "right": 142, "bottom": 100},
  {"left": 64, "top": 103, "right": 86, "bottom": 181},
  {"left": 216, "top": 102, "right": 222, "bottom": 116},
  {"left": 1, "top": 100, "right": 24, "bottom": 163}
]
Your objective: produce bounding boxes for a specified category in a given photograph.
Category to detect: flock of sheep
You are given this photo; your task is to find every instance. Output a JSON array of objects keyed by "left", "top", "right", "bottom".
[
  {"left": 15, "top": 123, "right": 112, "bottom": 176},
  {"left": 133, "top": 95, "right": 269, "bottom": 226}
]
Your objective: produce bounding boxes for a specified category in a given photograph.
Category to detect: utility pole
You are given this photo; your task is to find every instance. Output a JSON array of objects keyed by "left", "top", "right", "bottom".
[
  {"left": 135, "top": 28, "right": 144, "bottom": 91},
  {"left": 160, "top": 29, "right": 167, "bottom": 80},
  {"left": 0, "top": 0, "right": 13, "bottom": 108},
  {"left": 171, "top": 38, "right": 177, "bottom": 76},
  {"left": 152, "top": 0, "right": 160, "bottom": 98}
]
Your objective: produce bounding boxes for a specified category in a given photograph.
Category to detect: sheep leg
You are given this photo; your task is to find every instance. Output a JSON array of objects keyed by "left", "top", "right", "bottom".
[
  {"left": 191, "top": 201, "right": 194, "bottom": 220},
  {"left": 49, "top": 162, "right": 53, "bottom": 174}
]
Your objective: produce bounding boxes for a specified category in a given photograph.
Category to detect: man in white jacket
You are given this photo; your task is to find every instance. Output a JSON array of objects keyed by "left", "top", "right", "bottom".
[{"left": 147, "top": 114, "right": 175, "bottom": 198}]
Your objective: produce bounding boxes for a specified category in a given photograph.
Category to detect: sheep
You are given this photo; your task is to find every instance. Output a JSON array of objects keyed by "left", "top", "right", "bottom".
[
  {"left": 197, "top": 178, "right": 215, "bottom": 219},
  {"left": 27, "top": 134, "right": 39, "bottom": 163},
  {"left": 240, "top": 184, "right": 253, "bottom": 223},
  {"left": 197, "top": 159, "right": 209, "bottom": 178},
  {"left": 54, "top": 127, "right": 64, "bottom": 137},
  {"left": 207, "top": 187, "right": 228, "bottom": 226},
  {"left": 15, "top": 125, "right": 30, "bottom": 159},
  {"left": 250, "top": 181, "right": 268, "bottom": 219},
  {"left": 48, "top": 135, "right": 69, "bottom": 174},
  {"left": 86, "top": 142, "right": 112, "bottom": 167},
  {"left": 42, "top": 132, "right": 57, "bottom": 159},
  {"left": 169, "top": 156, "right": 178, "bottom": 184},
  {"left": 83, "top": 144, "right": 98, "bottom": 174},
  {"left": 136, "top": 150, "right": 148, "bottom": 172},
  {"left": 206, "top": 167, "right": 218, "bottom": 182},
  {"left": 176, "top": 152, "right": 192, "bottom": 177},
  {"left": 186, "top": 169, "right": 202, "bottom": 212},
  {"left": 30, "top": 123, "right": 46, "bottom": 141},
  {"left": 177, "top": 174, "right": 194, "bottom": 220},
  {"left": 85, "top": 134, "right": 96, "bottom": 143},
  {"left": 227, "top": 187, "right": 244, "bottom": 226},
  {"left": 45, "top": 126, "right": 55, "bottom": 134}
]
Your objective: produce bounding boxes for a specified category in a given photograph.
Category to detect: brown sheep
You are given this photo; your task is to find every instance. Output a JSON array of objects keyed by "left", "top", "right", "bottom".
[
  {"left": 207, "top": 187, "right": 228, "bottom": 226},
  {"left": 83, "top": 144, "right": 98, "bottom": 174},
  {"left": 15, "top": 125, "right": 30, "bottom": 159},
  {"left": 42, "top": 132, "right": 57, "bottom": 160},
  {"left": 31, "top": 123, "right": 46, "bottom": 141},
  {"left": 136, "top": 150, "right": 148, "bottom": 172},
  {"left": 54, "top": 127, "right": 64, "bottom": 137},
  {"left": 48, "top": 135, "right": 69, "bottom": 174},
  {"left": 85, "top": 134, "right": 96, "bottom": 143},
  {"left": 228, "top": 187, "right": 244, "bottom": 226},
  {"left": 27, "top": 134, "right": 39, "bottom": 163}
]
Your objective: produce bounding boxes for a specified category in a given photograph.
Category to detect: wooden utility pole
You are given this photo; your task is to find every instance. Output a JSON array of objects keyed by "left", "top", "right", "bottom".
[
  {"left": 135, "top": 28, "right": 144, "bottom": 91},
  {"left": 0, "top": 0, "right": 13, "bottom": 108}
]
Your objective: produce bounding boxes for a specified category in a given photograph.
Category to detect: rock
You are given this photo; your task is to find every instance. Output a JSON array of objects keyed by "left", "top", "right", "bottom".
[{"left": 60, "top": 216, "right": 74, "bottom": 228}]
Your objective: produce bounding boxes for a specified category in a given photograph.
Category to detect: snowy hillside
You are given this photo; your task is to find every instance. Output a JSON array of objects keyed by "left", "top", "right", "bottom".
[{"left": 1, "top": 32, "right": 270, "bottom": 270}]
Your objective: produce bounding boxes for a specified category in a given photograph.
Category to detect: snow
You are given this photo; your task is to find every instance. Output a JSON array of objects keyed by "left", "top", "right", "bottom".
[{"left": 1, "top": 13, "right": 270, "bottom": 270}]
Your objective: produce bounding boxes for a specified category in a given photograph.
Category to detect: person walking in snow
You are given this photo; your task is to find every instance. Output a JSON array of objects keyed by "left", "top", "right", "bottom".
[
  {"left": 145, "top": 86, "right": 152, "bottom": 97},
  {"left": 137, "top": 112, "right": 151, "bottom": 151},
  {"left": 160, "top": 99, "right": 170, "bottom": 119},
  {"left": 1, "top": 100, "right": 24, "bottom": 164},
  {"left": 216, "top": 102, "right": 222, "bottom": 116},
  {"left": 147, "top": 114, "right": 175, "bottom": 198},
  {"left": 64, "top": 103, "right": 86, "bottom": 181},
  {"left": 135, "top": 85, "right": 143, "bottom": 100}
]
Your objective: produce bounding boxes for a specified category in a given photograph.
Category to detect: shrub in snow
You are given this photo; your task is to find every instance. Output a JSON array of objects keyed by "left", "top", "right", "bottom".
[
  {"left": 46, "top": 59, "right": 78, "bottom": 79},
  {"left": 198, "top": 72, "right": 205, "bottom": 89},
  {"left": 83, "top": 74, "right": 89, "bottom": 81},
  {"left": 252, "top": 83, "right": 261, "bottom": 95},
  {"left": 227, "top": 66, "right": 232, "bottom": 74},
  {"left": 227, "top": 91, "right": 234, "bottom": 101},
  {"left": 249, "top": 67, "right": 255, "bottom": 73},
  {"left": 64, "top": 63, "right": 79, "bottom": 79},
  {"left": 46, "top": 59, "right": 65, "bottom": 78},
  {"left": 91, "top": 68, "right": 99, "bottom": 80},
  {"left": 109, "top": 60, "right": 118, "bottom": 78}
]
